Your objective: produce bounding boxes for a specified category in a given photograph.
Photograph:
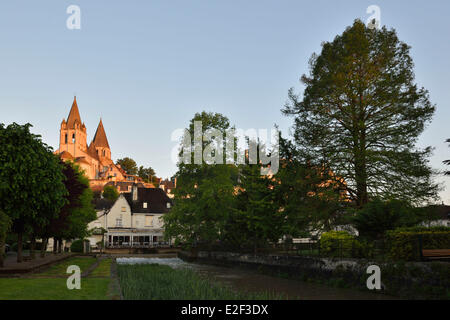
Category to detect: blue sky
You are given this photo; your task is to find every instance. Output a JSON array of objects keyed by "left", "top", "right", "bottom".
[{"left": 1, "top": 1, "right": 449, "bottom": 202}]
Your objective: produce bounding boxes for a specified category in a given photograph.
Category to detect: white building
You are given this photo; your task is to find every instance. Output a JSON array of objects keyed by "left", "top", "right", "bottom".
[{"left": 87, "top": 185, "right": 173, "bottom": 249}]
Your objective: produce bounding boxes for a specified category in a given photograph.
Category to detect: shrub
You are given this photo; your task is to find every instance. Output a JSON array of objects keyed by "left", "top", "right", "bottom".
[
  {"left": 320, "top": 231, "right": 361, "bottom": 258},
  {"left": 386, "top": 227, "right": 450, "bottom": 261},
  {"left": 70, "top": 239, "right": 84, "bottom": 253},
  {"left": 102, "top": 185, "right": 119, "bottom": 201},
  {"left": 352, "top": 198, "right": 418, "bottom": 240}
]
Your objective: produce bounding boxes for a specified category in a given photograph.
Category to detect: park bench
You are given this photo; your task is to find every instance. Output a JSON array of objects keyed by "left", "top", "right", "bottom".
[
  {"left": 421, "top": 249, "right": 450, "bottom": 261},
  {"left": 418, "top": 236, "right": 450, "bottom": 261}
]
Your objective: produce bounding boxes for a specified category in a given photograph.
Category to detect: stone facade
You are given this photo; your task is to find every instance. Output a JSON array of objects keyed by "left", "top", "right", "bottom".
[{"left": 55, "top": 97, "right": 128, "bottom": 188}]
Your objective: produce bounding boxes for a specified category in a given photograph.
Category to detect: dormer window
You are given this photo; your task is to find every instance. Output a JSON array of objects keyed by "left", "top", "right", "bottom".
[
  {"left": 143, "top": 202, "right": 147, "bottom": 208},
  {"left": 167, "top": 202, "right": 171, "bottom": 209}
]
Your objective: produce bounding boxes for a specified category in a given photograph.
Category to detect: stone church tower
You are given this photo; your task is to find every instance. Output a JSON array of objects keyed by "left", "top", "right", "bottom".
[
  {"left": 59, "top": 96, "right": 88, "bottom": 157},
  {"left": 56, "top": 97, "right": 126, "bottom": 184}
]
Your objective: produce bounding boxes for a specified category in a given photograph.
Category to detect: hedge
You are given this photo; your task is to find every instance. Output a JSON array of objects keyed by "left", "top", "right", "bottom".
[
  {"left": 320, "top": 231, "right": 362, "bottom": 258},
  {"left": 70, "top": 239, "right": 84, "bottom": 253},
  {"left": 386, "top": 228, "right": 450, "bottom": 261}
]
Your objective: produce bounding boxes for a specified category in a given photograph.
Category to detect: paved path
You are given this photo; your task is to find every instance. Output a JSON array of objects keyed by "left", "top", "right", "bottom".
[{"left": 0, "top": 252, "right": 75, "bottom": 275}]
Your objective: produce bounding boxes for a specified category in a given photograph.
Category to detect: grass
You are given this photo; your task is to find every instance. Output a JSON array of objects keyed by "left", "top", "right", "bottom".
[
  {"left": 89, "top": 259, "right": 112, "bottom": 277},
  {"left": 0, "top": 278, "right": 110, "bottom": 300},
  {"left": 117, "top": 263, "right": 282, "bottom": 300},
  {"left": 38, "top": 256, "right": 97, "bottom": 276},
  {"left": 0, "top": 256, "right": 111, "bottom": 300}
]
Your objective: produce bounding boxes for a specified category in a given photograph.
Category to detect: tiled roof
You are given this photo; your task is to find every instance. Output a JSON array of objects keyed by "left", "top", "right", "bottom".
[
  {"left": 87, "top": 142, "right": 100, "bottom": 161},
  {"left": 66, "top": 97, "right": 82, "bottom": 129},
  {"left": 60, "top": 151, "right": 74, "bottom": 160},
  {"left": 124, "top": 187, "right": 173, "bottom": 214},
  {"left": 104, "top": 181, "right": 146, "bottom": 192},
  {"left": 93, "top": 198, "right": 115, "bottom": 211},
  {"left": 92, "top": 119, "right": 110, "bottom": 149},
  {"left": 429, "top": 205, "right": 450, "bottom": 220}
]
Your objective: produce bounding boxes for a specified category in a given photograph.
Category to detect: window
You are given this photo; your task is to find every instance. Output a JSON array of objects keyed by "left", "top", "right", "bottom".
[
  {"left": 145, "top": 215, "right": 153, "bottom": 227},
  {"left": 143, "top": 202, "right": 147, "bottom": 208},
  {"left": 121, "top": 207, "right": 126, "bottom": 212},
  {"left": 64, "top": 134, "right": 68, "bottom": 144},
  {"left": 167, "top": 202, "right": 171, "bottom": 209},
  {"left": 115, "top": 218, "right": 122, "bottom": 227}
]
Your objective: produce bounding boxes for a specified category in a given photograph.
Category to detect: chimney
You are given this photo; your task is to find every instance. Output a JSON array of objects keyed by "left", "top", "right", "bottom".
[{"left": 132, "top": 183, "right": 138, "bottom": 201}]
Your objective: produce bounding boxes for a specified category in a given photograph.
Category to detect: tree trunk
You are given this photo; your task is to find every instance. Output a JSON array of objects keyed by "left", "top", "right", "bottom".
[
  {"left": 53, "top": 237, "right": 57, "bottom": 254},
  {"left": 0, "top": 235, "right": 5, "bottom": 268},
  {"left": 17, "top": 232, "right": 23, "bottom": 263},
  {"left": 40, "top": 238, "right": 48, "bottom": 258},
  {"left": 30, "top": 236, "right": 36, "bottom": 260},
  {"left": 57, "top": 239, "right": 62, "bottom": 254}
]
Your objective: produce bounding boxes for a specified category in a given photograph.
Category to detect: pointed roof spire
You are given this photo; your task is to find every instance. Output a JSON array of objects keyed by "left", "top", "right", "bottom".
[
  {"left": 92, "top": 119, "right": 110, "bottom": 149},
  {"left": 66, "top": 96, "right": 82, "bottom": 129}
]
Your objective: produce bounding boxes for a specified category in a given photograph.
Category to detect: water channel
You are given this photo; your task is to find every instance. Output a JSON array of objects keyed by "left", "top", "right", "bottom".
[{"left": 116, "top": 257, "right": 398, "bottom": 300}]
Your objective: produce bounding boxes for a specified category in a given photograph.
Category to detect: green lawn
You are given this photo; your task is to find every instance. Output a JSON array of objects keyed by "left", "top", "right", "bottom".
[
  {"left": 0, "top": 256, "right": 112, "bottom": 300},
  {"left": 38, "top": 256, "right": 97, "bottom": 276},
  {"left": 89, "top": 258, "right": 112, "bottom": 277},
  {"left": 0, "top": 277, "right": 110, "bottom": 300},
  {"left": 117, "top": 263, "right": 281, "bottom": 300}
]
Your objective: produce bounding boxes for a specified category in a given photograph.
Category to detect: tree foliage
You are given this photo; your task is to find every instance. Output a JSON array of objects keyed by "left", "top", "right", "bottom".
[
  {"left": 0, "top": 123, "right": 67, "bottom": 262},
  {"left": 102, "top": 185, "right": 119, "bottom": 201},
  {"left": 138, "top": 166, "right": 157, "bottom": 184},
  {"left": 444, "top": 138, "right": 450, "bottom": 176},
  {"left": 163, "top": 112, "right": 238, "bottom": 247},
  {"left": 282, "top": 20, "right": 437, "bottom": 207},
  {"left": 116, "top": 157, "right": 138, "bottom": 175},
  {"left": 352, "top": 198, "right": 420, "bottom": 240}
]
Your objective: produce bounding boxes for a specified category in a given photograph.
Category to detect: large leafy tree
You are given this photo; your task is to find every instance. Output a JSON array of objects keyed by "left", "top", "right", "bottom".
[
  {"left": 283, "top": 20, "right": 437, "bottom": 207},
  {"left": 0, "top": 123, "right": 67, "bottom": 262},
  {"left": 163, "top": 112, "right": 238, "bottom": 247},
  {"left": 227, "top": 161, "right": 282, "bottom": 252},
  {"left": 46, "top": 162, "right": 96, "bottom": 253},
  {"left": 137, "top": 166, "right": 157, "bottom": 184},
  {"left": 273, "top": 137, "right": 347, "bottom": 238},
  {"left": 116, "top": 157, "right": 138, "bottom": 175},
  {"left": 0, "top": 210, "right": 12, "bottom": 267}
]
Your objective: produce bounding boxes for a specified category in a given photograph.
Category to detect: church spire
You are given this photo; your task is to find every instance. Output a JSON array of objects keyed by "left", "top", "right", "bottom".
[
  {"left": 66, "top": 96, "right": 82, "bottom": 129},
  {"left": 92, "top": 118, "right": 110, "bottom": 149}
]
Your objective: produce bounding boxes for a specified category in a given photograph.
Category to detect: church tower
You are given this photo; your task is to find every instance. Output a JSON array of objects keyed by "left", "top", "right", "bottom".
[
  {"left": 59, "top": 97, "right": 88, "bottom": 157},
  {"left": 91, "top": 119, "right": 111, "bottom": 161}
]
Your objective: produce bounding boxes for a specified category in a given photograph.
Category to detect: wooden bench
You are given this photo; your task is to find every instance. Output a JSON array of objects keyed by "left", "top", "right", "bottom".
[{"left": 421, "top": 249, "right": 450, "bottom": 260}]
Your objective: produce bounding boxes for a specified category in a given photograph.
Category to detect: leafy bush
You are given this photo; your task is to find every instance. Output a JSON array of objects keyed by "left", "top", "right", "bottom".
[
  {"left": 386, "top": 228, "right": 450, "bottom": 261},
  {"left": 320, "top": 231, "right": 361, "bottom": 258},
  {"left": 102, "top": 185, "right": 119, "bottom": 201},
  {"left": 70, "top": 239, "right": 84, "bottom": 253},
  {"left": 352, "top": 198, "right": 419, "bottom": 240}
]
